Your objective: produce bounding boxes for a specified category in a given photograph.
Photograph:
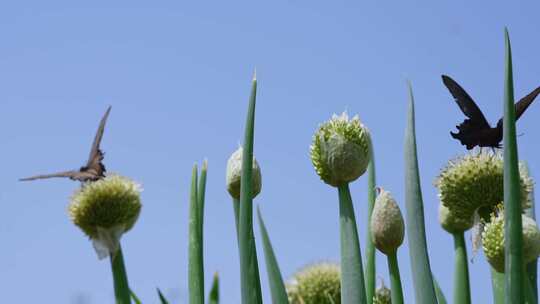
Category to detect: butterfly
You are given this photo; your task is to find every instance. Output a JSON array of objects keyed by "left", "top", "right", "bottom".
[
  {"left": 442, "top": 75, "right": 540, "bottom": 149},
  {"left": 20, "top": 106, "right": 112, "bottom": 183}
]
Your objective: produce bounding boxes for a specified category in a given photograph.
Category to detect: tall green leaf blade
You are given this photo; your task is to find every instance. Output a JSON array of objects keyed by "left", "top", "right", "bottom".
[
  {"left": 189, "top": 165, "right": 204, "bottom": 304},
  {"left": 404, "top": 82, "right": 437, "bottom": 303},
  {"left": 433, "top": 275, "right": 448, "bottom": 304},
  {"left": 157, "top": 288, "right": 170, "bottom": 304},
  {"left": 502, "top": 29, "right": 525, "bottom": 304},
  {"left": 257, "top": 206, "right": 290, "bottom": 304},
  {"left": 130, "top": 290, "right": 142, "bottom": 304},
  {"left": 365, "top": 139, "right": 376, "bottom": 304},
  {"left": 238, "top": 73, "right": 263, "bottom": 304},
  {"left": 338, "top": 184, "right": 367, "bottom": 304},
  {"left": 208, "top": 272, "right": 220, "bottom": 304},
  {"left": 198, "top": 160, "right": 208, "bottom": 246}
]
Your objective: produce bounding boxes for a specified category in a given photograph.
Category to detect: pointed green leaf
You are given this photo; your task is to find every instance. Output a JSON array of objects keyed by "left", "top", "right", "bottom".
[
  {"left": 433, "top": 275, "right": 448, "bottom": 304},
  {"left": 157, "top": 288, "right": 170, "bottom": 304},
  {"left": 208, "top": 272, "right": 220, "bottom": 304},
  {"left": 189, "top": 165, "right": 204, "bottom": 304},
  {"left": 257, "top": 206, "right": 289, "bottom": 304},
  {"left": 502, "top": 28, "right": 525, "bottom": 304},
  {"left": 238, "top": 73, "right": 263, "bottom": 304},
  {"left": 198, "top": 160, "right": 208, "bottom": 246},
  {"left": 404, "top": 82, "right": 437, "bottom": 303},
  {"left": 130, "top": 290, "right": 142, "bottom": 304}
]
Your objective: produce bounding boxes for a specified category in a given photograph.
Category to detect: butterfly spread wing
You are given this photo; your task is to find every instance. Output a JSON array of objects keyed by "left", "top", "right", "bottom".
[
  {"left": 85, "top": 106, "right": 111, "bottom": 176},
  {"left": 442, "top": 75, "right": 491, "bottom": 149},
  {"left": 19, "top": 170, "right": 82, "bottom": 181},
  {"left": 496, "top": 86, "right": 540, "bottom": 128}
]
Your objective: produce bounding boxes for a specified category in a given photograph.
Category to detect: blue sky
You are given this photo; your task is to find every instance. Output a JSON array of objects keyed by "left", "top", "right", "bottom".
[{"left": 1, "top": 1, "right": 540, "bottom": 303}]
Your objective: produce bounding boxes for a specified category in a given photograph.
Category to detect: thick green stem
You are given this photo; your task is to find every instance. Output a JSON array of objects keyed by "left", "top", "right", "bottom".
[
  {"left": 526, "top": 271, "right": 538, "bottom": 304},
  {"left": 452, "top": 233, "right": 471, "bottom": 304},
  {"left": 338, "top": 183, "right": 367, "bottom": 304},
  {"left": 490, "top": 267, "right": 504, "bottom": 304},
  {"left": 527, "top": 257, "right": 538, "bottom": 303},
  {"left": 387, "top": 251, "right": 404, "bottom": 304},
  {"left": 110, "top": 245, "right": 131, "bottom": 304},
  {"left": 365, "top": 143, "right": 376, "bottom": 304},
  {"left": 525, "top": 164, "right": 538, "bottom": 303},
  {"left": 233, "top": 198, "right": 240, "bottom": 240}
]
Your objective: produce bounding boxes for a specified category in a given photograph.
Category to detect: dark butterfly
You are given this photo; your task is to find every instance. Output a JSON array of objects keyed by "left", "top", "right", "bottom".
[
  {"left": 20, "top": 106, "right": 112, "bottom": 183},
  {"left": 442, "top": 75, "right": 540, "bottom": 149}
]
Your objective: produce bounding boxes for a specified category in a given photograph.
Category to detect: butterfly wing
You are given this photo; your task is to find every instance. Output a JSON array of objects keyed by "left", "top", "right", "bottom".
[
  {"left": 442, "top": 75, "right": 492, "bottom": 149},
  {"left": 515, "top": 87, "right": 540, "bottom": 120},
  {"left": 496, "top": 86, "right": 540, "bottom": 129},
  {"left": 19, "top": 170, "right": 82, "bottom": 181},
  {"left": 442, "top": 75, "right": 491, "bottom": 128},
  {"left": 85, "top": 106, "right": 111, "bottom": 175}
]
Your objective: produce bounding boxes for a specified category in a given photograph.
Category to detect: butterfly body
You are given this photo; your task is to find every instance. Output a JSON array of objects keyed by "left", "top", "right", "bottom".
[
  {"left": 450, "top": 121, "right": 502, "bottom": 149},
  {"left": 442, "top": 75, "right": 540, "bottom": 150},
  {"left": 20, "top": 106, "right": 111, "bottom": 183}
]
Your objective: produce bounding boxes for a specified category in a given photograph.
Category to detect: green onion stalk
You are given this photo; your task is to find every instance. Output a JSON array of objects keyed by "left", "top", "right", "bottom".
[
  {"left": 310, "top": 111, "right": 371, "bottom": 304},
  {"left": 69, "top": 175, "right": 142, "bottom": 304},
  {"left": 437, "top": 205, "right": 473, "bottom": 304},
  {"left": 365, "top": 139, "right": 377, "bottom": 304}
]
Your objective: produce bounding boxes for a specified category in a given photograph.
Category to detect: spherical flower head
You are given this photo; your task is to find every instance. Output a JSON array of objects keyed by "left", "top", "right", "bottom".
[
  {"left": 371, "top": 188, "right": 405, "bottom": 255},
  {"left": 69, "top": 174, "right": 142, "bottom": 258},
  {"left": 482, "top": 209, "right": 540, "bottom": 273},
  {"left": 439, "top": 204, "right": 474, "bottom": 234},
  {"left": 373, "top": 281, "right": 391, "bottom": 304},
  {"left": 287, "top": 262, "right": 341, "bottom": 304},
  {"left": 436, "top": 152, "right": 533, "bottom": 221},
  {"left": 310, "top": 112, "right": 371, "bottom": 187},
  {"left": 226, "top": 146, "right": 262, "bottom": 200}
]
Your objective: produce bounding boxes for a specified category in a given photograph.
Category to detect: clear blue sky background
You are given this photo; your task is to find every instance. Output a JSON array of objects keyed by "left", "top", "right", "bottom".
[{"left": 1, "top": 2, "right": 540, "bottom": 303}]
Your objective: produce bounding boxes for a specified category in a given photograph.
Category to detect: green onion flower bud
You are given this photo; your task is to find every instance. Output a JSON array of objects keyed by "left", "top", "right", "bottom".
[
  {"left": 439, "top": 204, "right": 474, "bottom": 234},
  {"left": 310, "top": 112, "right": 371, "bottom": 187},
  {"left": 373, "top": 280, "right": 391, "bottom": 304},
  {"left": 482, "top": 209, "right": 540, "bottom": 273},
  {"left": 69, "top": 174, "right": 142, "bottom": 259},
  {"left": 371, "top": 188, "right": 405, "bottom": 255},
  {"left": 435, "top": 152, "right": 533, "bottom": 221},
  {"left": 286, "top": 262, "right": 341, "bottom": 304},
  {"left": 226, "top": 146, "right": 262, "bottom": 200}
]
